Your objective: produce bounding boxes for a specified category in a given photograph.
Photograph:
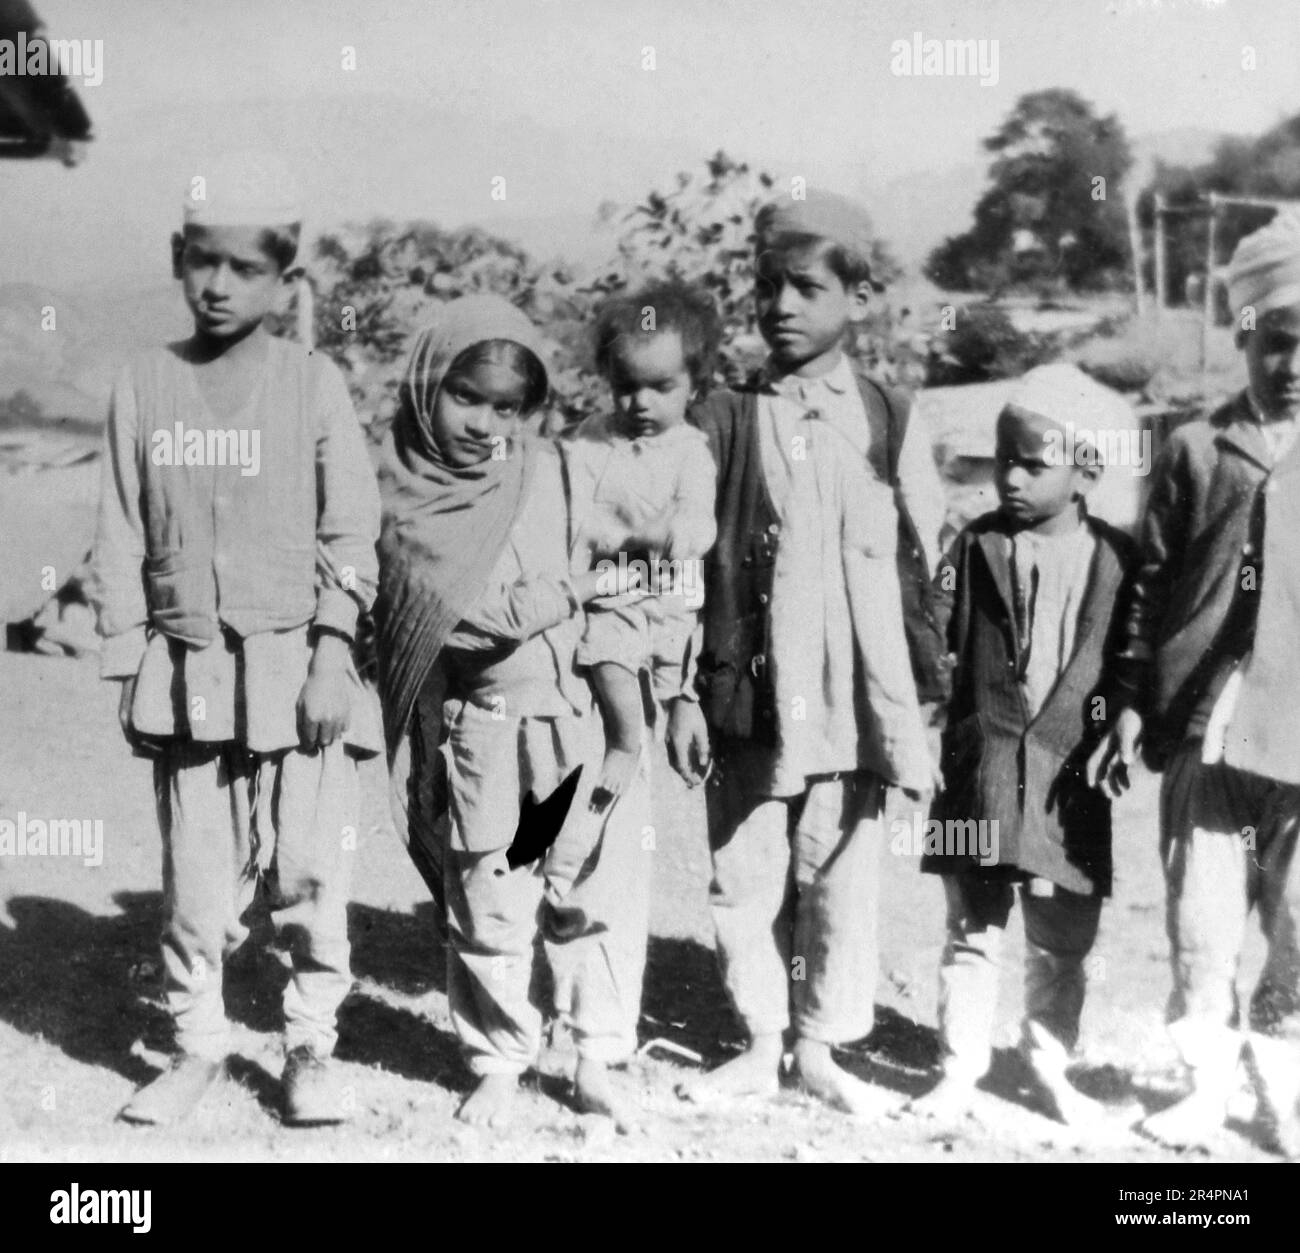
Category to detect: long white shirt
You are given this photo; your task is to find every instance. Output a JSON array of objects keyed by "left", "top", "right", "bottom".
[
  {"left": 755, "top": 357, "right": 930, "bottom": 795},
  {"left": 1008, "top": 521, "right": 1098, "bottom": 720}
]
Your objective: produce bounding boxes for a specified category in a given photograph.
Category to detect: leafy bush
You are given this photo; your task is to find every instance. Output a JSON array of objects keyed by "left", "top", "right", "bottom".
[
  {"left": 307, "top": 151, "right": 916, "bottom": 441},
  {"left": 1074, "top": 346, "right": 1160, "bottom": 394},
  {"left": 927, "top": 303, "right": 1055, "bottom": 384}
]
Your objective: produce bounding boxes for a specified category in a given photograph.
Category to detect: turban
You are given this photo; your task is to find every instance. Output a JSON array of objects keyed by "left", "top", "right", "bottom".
[
  {"left": 1226, "top": 212, "right": 1300, "bottom": 320},
  {"left": 182, "top": 150, "right": 303, "bottom": 229},
  {"left": 754, "top": 189, "right": 882, "bottom": 288}
]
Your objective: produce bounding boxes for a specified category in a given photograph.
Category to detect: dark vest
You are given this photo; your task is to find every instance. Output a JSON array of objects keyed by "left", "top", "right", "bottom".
[{"left": 689, "top": 376, "right": 947, "bottom": 747}]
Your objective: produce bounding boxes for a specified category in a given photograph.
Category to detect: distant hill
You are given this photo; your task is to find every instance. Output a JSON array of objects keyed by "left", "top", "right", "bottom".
[{"left": 0, "top": 281, "right": 187, "bottom": 421}]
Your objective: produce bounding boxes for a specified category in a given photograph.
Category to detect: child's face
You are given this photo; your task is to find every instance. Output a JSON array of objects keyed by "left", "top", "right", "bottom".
[
  {"left": 1240, "top": 305, "right": 1300, "bottom": 419},
  {"left": 995, "top": 410, "right": 1094, "bottom": 531},
  {"left": 607, "top": 330, "right": 692, "bottom": 438},
  {"left": 172, "top": 225, "right": 295, "bottom": 342},
  {"left": 430, "top": 358, "right": 531, "bottom": 467},
  {"left": 754, "top": 243, "right": 869, "bottom": 371}
]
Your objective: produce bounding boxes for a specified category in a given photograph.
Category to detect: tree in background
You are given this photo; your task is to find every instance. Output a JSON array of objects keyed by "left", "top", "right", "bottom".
[
  {"left": 596, "top": 151, "right": 903, "bottom": 381},
  {"left": 1142, "top": 112, "right": 1300, "bottom": 308},
  {"left": 310, "top": 151, "right": 912, "bottom": 441},
  {"left": 926, "top": 89, "right": 1133, "bottom": 294}
]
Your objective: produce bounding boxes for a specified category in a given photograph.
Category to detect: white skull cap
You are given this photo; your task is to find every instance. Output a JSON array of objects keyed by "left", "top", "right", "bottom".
[
  {"left": 1002, "top": 363, "right": 1138, "bottom": 465},
  {"left": 182, "top": 150, "right": 303, "bottom": 229}
]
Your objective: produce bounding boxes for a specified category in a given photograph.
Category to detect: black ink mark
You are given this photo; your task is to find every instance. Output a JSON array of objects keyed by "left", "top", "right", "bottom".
[{"left": 505, "top": 766, "right": 583, "bottom": 869}]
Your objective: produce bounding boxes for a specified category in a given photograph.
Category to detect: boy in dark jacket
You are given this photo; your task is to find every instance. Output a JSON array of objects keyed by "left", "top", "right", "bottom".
[
  {"left": 914, "top": 365, "right": 1142, "bottom": 1129},
  {"left": 1091, "top": 215, "right": 1300, "bottom": 1157}
]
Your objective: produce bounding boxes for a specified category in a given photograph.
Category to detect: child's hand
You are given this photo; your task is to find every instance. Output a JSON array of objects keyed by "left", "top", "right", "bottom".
[
  {"left": 639, "top": 596, "right": 667, "bottom": 624},
  {"left": 585, "top": 518, "right": 633, "bottom": 559},
  {"left": 1086, "top": 707, "right": 1143, "bottom": 798},
  {"left": 666, "top": 698, "right": 711, "bottom": 787},
  {"left": 662, "top": 520, "right": 702, "bottom": 562},
  {"left": 900, "top": 754, "right": 944, "bottom": 802},
  {"left": 117, "top": 674, "right": 138, "bottom": 742},
  {"left": 593, "top": 501, "right": 672, "bottom": 558},
  {"left": 911, "top": 753, "right": 945, "bottom": 800},
  {"left": 572, "top": 565, "right": 645, "bottom": 604},
  {"left": 298, "top": 635, "right": 352, "bottom": 750}
]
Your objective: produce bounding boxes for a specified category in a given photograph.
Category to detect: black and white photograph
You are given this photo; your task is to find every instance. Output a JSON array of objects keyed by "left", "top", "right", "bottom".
[{"left": 1, "top": 0, "right": 1298, "bottom": 1202}]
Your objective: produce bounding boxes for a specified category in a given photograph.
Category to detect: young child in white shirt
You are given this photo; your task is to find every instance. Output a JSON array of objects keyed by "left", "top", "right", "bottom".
[{"left": 566, "top": 281, "right": 721, "bottom": 804}]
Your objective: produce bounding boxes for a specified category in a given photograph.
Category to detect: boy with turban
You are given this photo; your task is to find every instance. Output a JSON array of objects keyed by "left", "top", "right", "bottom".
[{"left": 1091, "top": 214, "right": 1300, "bottom": 1157}]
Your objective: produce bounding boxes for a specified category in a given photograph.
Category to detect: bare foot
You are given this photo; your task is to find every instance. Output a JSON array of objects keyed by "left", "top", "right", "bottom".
[
  {"left": 1248, "top": 1037, "right": 1300, "bottom": 1158},
  {"left": 1139, "top": 1092, "right": 1227, "bottom": 1151},
  {"left": 793, "top": 1038, "right": 899, "bottom": 1119},
  {"left": 590, "top": 746, "right": 640, "bottom": 813},
  {"left": 677, "top": 1035, "right": 783, "bottom": 1104},
  {"left": 1024, "top": 1052, "right": 1125, "bottom": 1129},
  {"left": 906, "top": 1075, "right": 984, "bottom": 1127},
  {"left": 1274, "top": 1113, "right": 1300, "bottom": 1160},
  {"left": 574, "top": 1058, "right": 637, "bottom": 1133},
  {"left": 456, "top": 1073, "right": 518, "bottom": 1129}
]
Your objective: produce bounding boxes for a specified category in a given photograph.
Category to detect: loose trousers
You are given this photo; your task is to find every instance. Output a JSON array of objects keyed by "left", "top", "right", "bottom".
[
  {"left": 935, "top": 871, "right": 1103, "bottom": 1083},
  {"left": 1159, "top": 743, "right": 1300, "bottom": 1068},
  {"left": 705, "top": 742, "right": 887, "bottom": 1045},
  {"left": 154, "top": 739, "right": 357, "bottom": 1060},
  {"left": 441, "top": 703, "right": 652, "bottom": 1074}
]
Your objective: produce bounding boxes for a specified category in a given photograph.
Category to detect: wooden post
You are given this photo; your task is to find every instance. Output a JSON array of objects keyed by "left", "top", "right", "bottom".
[
  {"left": 1153, "top": 193, "right": 1167, "bottom": 317},
  {"left": 296, "top": 276, "right": 315, "bottom": 349},
  {"left": 1202, "top": 192, "right": 1218, "bottom": 383},
  {"left": 1126, "top": 183, "right": 1147, "bottom": 319}
]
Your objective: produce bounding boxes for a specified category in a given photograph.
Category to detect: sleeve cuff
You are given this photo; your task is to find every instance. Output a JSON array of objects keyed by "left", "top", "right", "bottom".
[
  {"left": 314, "top": 588, "right": 360, "bottom": 641},
  {"left": 100, "top": 626, "right": 148, "bottom": 679}
]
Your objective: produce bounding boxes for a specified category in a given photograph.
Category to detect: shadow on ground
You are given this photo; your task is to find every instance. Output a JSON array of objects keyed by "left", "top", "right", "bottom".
[
  {"left": 2, "top": 893, "right": 1099, "bottom": 1135},
  {"left": 0, "top": 892, "right": 167, "bottom": 1084}
]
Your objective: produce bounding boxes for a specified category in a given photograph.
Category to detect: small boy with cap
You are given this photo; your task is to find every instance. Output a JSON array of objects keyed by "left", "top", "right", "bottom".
[
  {"left": 91, "top": 151, "right": 382, "bottom": 1126},
  {"left": 913, "top": 364, "right": 1143, "bottom": 1130},
  {"left": 1091, "top": 213, "right": 1300, "bottom": 1157},
  {"left": 670, "top": 189, "right": 938, "bottom": 1114}
]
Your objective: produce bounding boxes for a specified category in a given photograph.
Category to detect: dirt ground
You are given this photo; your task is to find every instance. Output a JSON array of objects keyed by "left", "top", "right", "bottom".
[{"left": 1, "top": 645, "right": 1295, "bottom": 1165}]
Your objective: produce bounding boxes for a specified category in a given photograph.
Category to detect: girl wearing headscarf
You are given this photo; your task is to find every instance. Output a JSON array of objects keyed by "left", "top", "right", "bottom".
[{"left": 375, "top": 295, "right": 652, "bottom": 1130}]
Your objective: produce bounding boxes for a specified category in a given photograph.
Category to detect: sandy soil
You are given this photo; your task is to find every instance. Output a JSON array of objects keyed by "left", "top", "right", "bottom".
[{"left": 1, "top": 642, "right": 1294, "bottom": 1164}]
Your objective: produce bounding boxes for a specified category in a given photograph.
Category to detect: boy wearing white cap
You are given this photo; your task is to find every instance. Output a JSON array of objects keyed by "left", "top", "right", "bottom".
[
  {"left": 1091, "top": 214, "right": 1300, "bottom": 1157},
  {"left": 911, "top": 366, "right": 1144, "bottom": 1130},
  {"left": 91, "top": 151, "right": 381, "bottom": 1126}
]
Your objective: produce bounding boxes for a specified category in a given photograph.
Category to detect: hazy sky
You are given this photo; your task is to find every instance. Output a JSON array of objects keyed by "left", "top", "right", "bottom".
[{"left": 5, "top": 0, "right": 1299, "bottom": 288}]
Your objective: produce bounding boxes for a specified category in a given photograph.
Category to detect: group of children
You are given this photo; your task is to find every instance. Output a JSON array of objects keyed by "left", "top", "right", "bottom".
[{"left": 89, "top": 151, "right": 1300, "bottom": 1156}]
